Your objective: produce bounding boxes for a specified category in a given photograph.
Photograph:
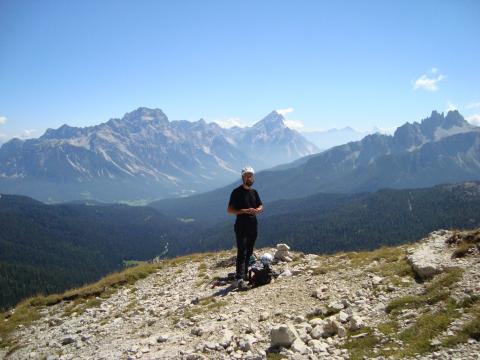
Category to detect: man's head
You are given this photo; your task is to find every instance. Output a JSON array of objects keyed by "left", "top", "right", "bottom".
[{"left": 241, "top": 166, "right": 255, "bottom": 187}]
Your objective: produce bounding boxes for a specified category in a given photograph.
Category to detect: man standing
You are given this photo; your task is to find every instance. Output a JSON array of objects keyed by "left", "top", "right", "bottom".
[{"left": 227, "top": 166, "right": 263, "bottom": 289}]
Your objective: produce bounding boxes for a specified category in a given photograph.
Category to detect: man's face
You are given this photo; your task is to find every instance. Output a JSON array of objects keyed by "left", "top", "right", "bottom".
[{"left": 243, "top": 173, "right": 254, "bottom": 186}]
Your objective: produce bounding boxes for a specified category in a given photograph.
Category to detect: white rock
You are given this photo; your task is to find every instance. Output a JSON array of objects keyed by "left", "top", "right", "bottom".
[
  {"left": 348, "top": 315, "right": 365, "bottom": 331},
  {"left": 277, "top": 244, "right": 291, "bottom": 251},
  {"left": 308, "top": 339, "right": 329, "bottom": 353},
  {"left": 406, "top": 232, "right": 455, "bottom": 280},
  {"left": 310, "top": 324, "right": 326, "bottom": 339},
  {"left": 291, "top": 338, "right": 309, "bottom": 354},
  {"left": 270, "top": 324, "right": 299, "bottom": 347},
  {"left": 327, "top": 301, "right": 344, "bottom": 312},
  {"left": 220, "top": 329, "right": 235, "bottom": 348},
  {"left": 336, "top": 311, "right": 349, "bottom": 323},
  {"left": 279, "top": 269, "right": 293, "bottom": 277}
]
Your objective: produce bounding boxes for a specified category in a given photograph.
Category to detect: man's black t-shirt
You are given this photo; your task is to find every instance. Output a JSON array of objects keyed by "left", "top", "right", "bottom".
[{"left": 228, "top": 185, "right": 262, "bottom": 224}]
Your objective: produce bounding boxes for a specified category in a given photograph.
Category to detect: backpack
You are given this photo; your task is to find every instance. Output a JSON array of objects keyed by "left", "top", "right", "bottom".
[{"left": 248, "top": 262, "right": 273, "bottom": 287}]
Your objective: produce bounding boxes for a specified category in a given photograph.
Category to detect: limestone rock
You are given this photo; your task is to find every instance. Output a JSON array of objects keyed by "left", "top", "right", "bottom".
[{"left": 270, "top": 324, "right": 299, "bottom": 347}]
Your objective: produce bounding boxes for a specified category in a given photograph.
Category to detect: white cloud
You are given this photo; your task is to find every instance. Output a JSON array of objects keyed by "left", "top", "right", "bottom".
[
  {"left": 19, "top": 129, "right": 37, "bottom": 139},
  {"left": 413, "top": 73, "right": 445, "bottom": 91},
  {"left": 446, "top": 101, "right": 458, "bottom": 112},
  {"left": 466, "top": 113, "right": 480, "bottom": 126},
  {"left": 0, "top": 116, "right": 7, "bottom": 125},
  {"left": 276, "top": 107, "right": 294, "bottom": 116},
  {"left": 284, "top": 119, "right": 305, "bottom": 131},
  {"left": 212, "top": 117, "right": 249, "bottom": 129}
]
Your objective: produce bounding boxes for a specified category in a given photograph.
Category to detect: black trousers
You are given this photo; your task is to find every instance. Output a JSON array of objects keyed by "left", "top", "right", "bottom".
[{"left": 234, "top": 221, "right": 258, "bottom": 280}]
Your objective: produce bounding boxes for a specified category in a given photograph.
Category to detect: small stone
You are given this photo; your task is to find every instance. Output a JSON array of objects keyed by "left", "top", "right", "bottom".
[
  {"left": 327, "top": 301, "right": 344, "bottom": 312},
  {"left": 336, "top": 311, "right": 349, "bottom": 323},
  {"left": 61, "top": 337, "right": 75, "bottom": 346},
  {"left": 191, "top": 326, "right": 204, "bottom": 336},
  {"left": 259, "top": 312, "right": 270, "bottom": 321},
  {"left": 156, "top": 334, "right": 168, "bottom": 343}
]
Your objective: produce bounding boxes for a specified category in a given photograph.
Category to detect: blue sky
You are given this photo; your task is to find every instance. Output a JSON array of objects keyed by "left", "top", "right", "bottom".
[{"left": 1, "top": 0, "right": 479, "bottom": 142}]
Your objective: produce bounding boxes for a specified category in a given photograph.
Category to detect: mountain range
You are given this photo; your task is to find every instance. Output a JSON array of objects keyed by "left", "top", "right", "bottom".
[
  {"left": 0, "top": 108, "right": 317, "bottom": 203},
  {"left": 152, "top": 110, "right": 480, "bottom": 224}
]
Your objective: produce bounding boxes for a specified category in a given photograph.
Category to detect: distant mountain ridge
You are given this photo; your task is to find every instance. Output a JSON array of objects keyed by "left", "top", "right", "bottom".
[
  {"left": 151, "top": 110, "right": 480, "bottom": 223},
  {"left": 0, "top": 108, "right": 317, "bottom": 202}
]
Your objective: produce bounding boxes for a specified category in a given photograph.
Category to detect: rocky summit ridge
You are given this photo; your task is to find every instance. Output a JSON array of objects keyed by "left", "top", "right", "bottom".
[{"left": 1, "top": 229, "right": 479, "bottom": 360}]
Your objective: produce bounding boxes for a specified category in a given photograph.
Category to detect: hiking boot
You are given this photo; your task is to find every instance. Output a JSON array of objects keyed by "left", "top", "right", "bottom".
[{"left": 234, "top": 279, "right": 248, "bottom": 290}]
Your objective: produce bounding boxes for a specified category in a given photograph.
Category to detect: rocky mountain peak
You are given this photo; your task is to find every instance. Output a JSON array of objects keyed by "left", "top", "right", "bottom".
[
  {"left": 121, "top": 107, "right": 169, "bottom": 124},
  {"left": 392, "top": 110, "right": 476, "bottom": 150},
  {"left": 40, "top": 124, "right": 83, "bottom": 140},
  {"left": 444, "top": 110, "right": 469, "bottom": 128},
  {"left": 253, "top": 111, "right": 287, "bottom": 131}
]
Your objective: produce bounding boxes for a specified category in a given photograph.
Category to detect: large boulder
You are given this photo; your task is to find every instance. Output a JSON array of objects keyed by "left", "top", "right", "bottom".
[{"left": 407, "top": 231, "right": 456, "bottom": 280}]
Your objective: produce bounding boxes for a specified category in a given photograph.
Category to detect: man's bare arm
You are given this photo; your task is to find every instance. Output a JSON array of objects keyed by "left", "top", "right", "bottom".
[{"left": 227, "top": 205, "right": 247, "bottom": 215}]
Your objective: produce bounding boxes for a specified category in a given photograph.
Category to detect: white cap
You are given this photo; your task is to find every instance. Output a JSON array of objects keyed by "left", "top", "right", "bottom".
[{"left": 241, "top": 166, "right": 255, "bottom": 176}]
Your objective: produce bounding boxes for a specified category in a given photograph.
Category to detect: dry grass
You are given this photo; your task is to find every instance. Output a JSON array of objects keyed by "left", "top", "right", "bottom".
[
  {"left": 181, "top": 296, "right": 228, "bottom": 320},
  {"left": 448, "top": 229, "right": 480, "bottom": 258},
  {"left": 344, "top": 246, "right": 405, "bottom": 268}
]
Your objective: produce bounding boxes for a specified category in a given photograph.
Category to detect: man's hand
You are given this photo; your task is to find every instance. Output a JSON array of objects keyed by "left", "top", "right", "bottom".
[{"left": 245, "top": 207, "right": 262, "bottom": 215}]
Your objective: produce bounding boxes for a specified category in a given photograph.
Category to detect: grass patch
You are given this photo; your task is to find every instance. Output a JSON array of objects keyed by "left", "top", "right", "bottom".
[
  {"left": 266, "top": 352, "right": 286, "bottom": 360},
  {"left": 372, "top": 256, "right": 414, "bottom": 278},
  {"left": 197, "top": 262, "right": 207, "bottom": 271},
  {"left": 342, "top": 327, "right": 379, "bottom": 360},
  {"left": 448, "top": 229, "right": 480, "bottom": 258},
  {"left": 345, "top": 246, "right": 404, "bottom": 268},
  {"left": 0, "top": 301, "right": 41, "bottom": 348},
  {"left": 309, "top": 265, "right": 340, "bottom": 276},
  {"left": 183, "top": 296, "right": 228, "bottom": 319},
  {"left": 396, "top": 306, "right": 458, "bottom": 357},
  {"left": 377, "top": 320, "right": 399, "bottom": 335},
  {"left": 442, "top": 302, "right": 480, "bottom": 346},
  {"left": 386, "top": 268, "right": 464, "bottom": 314},
  {"left": 386, "top": 295, "right": 424, "bottom": 314}
]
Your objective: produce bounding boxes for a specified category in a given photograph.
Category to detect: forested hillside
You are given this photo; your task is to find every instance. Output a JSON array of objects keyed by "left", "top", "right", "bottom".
[
  {"left": 0, "top": 194, "right": 194, "bottom": 310},
  {"left": 178, "top": 182, "right": 480, "bottom": 254}
]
